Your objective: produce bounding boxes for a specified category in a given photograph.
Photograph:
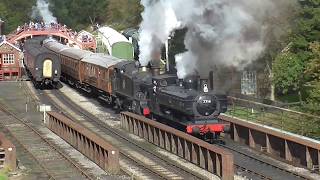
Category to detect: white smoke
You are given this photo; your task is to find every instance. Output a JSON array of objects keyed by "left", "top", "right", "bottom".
[
  {"left": 139, "top": 0, "right": 181, "bottom": 66},
  {"left": 32, "top": 0, "right": 57, "bottom": 24},
  {"left": 139, "top": 0, "right": 296, "bottom": 78}
]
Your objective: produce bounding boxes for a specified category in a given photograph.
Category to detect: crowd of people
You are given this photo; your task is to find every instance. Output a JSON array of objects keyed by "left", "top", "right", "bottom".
[
  {"left": 13, "top": 21, "right": 95, "bottom": 46},
  {"left": 15, "top": 21, "right": 84, "bottom": 42}
]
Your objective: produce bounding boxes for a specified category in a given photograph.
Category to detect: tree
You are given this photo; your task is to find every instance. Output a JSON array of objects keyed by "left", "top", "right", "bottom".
[
  {"left": 273, "top": 52, "right": 305, "bottom": 94},
  {"left": 0, "top": 0, "right": 36, "bottom": 34},
  {"left": 106, "top": 0, "right": 142, "bottom": 30},
  {"left": 272, "top": 0, "right": 320, "bottom": 105},
  {"left": 303, "top": 42, "right": 320, "bottom": 114}
]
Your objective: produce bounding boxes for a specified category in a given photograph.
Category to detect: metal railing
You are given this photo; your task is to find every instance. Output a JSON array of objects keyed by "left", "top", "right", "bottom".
[
  {"left": 227, "top": 97, "right": 320, "bottom": 138},
  {"left": 46, "top": 112, "right": 120, "bottom": 174},
  {"left": 120, "top": 112, "right": 234, "bottom": 180}
]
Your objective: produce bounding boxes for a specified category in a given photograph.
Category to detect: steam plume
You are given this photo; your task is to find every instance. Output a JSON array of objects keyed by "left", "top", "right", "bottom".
[
  {"left": 139, "top": 0, "right": 180, "bottom": 66},
  {"left": 139, "top": 0, "right": 296, "bottom": 79},
  {"left": 32, "top": 0, "right": 57, "bottom": 24}
]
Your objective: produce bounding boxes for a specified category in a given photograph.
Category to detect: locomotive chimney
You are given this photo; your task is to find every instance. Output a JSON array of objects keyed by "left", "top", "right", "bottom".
[{"left": 150, "top": 59, "right": 160, "bottom": 76}]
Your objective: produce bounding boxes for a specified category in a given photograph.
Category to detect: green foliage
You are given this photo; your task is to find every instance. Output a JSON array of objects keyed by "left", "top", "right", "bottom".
[
  {"left": 273, "top": 52, "right": 304, "bottom": 93},
  {"left": 0, "top": 0, "right": 36, "bottom": 34},
  {"left": 49, "top": 0, "right": 109, "bottom": 31},
  {"left": 49, "top": 0, "right": 142, "bottom": 31},
  {"left": 0, "top": 167, "right": 9, "bottom": 180},
  {"left": 305, "top": 42, "right": 320, "bottom": 82},
  {"left": 303, "top": 42, "right": 320, "bottom": 114},
  {"left": 1, "top": 0, "right": 142, "bottom": 33},
  {"left": 273, "top": 0, "right": 320, "bottom": 112},
  {"left": 303, "top": 82, "right": 320, "bottom": 115},
  {"left": 106, "top": 0, "right": 142, "bottom": 30}
]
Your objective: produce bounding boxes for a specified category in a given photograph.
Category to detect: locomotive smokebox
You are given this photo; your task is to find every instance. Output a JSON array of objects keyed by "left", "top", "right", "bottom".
[
  {"left": 200, "top": 79, "right": 209, "bottom": 93},
  {"left": 149, "top": 59, "right": 160, "bottom": 76}
]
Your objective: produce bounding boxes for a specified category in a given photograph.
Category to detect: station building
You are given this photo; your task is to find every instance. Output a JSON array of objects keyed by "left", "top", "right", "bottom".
[{"left": 0, "top": 39, "right": 23, "bottom": 81}]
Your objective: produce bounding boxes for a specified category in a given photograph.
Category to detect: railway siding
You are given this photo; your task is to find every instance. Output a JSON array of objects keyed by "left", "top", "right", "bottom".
[
  {"left": 120, "top": 111, "right": 234, "bottom": 180},
  {"left": 221, "top": 113, "right": 320, "bottom": 173}
]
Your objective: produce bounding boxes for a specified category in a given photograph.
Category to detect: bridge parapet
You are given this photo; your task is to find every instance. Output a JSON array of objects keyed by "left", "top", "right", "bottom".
[{"left": 7, "top": 24, "right": 96, "bottom": 51}]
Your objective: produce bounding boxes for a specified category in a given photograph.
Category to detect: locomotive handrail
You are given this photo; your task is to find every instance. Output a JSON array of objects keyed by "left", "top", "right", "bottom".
[{"left": 120, "top": 112, "right": 234, "bottom": 180}]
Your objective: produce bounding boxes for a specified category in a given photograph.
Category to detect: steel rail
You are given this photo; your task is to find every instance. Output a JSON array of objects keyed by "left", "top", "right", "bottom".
[
  {"left": 0, "top": 82, "right": 94, "bottom": 180},
  {"left": 48, "top": 88, "right": 206, "bottom": 180}
]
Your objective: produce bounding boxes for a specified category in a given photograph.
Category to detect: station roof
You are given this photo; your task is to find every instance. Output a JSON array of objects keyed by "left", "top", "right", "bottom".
[
  {"left": 98, "top": 26, "right": 130, "bottom": 46},
  {"left": 43, "top": 39, "right": 92, "bottom": 60},
  {"left": 81, "top": 53, "right": 124, "bottom": 68}
]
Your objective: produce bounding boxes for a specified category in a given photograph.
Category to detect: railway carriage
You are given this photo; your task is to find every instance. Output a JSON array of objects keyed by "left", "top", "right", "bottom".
[
  {"left": 24, "top": 38, "right": 61, "bottom": 88},
  {"left": 43, "top": 39, "right": 89, "bottom": 86},
  {"left": 80, "top": 53, "right": 123, "bottom": 101},
  {"left": 97, "top": 26, "right": 134, "bottom": 60},
  {"left": 43, "top": 39, "right": 124, "bottom": 102}
]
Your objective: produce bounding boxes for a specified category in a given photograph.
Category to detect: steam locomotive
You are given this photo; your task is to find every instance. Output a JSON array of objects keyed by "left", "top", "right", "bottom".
[
  {"left": 42, "top": 38, "right": 228, "bottom": 141},
  {"left": 24, "top": 38, "right": 61, "bottom": 89}
]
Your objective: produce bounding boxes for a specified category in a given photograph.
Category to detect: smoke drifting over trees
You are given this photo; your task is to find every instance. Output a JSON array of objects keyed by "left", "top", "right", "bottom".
[
  {"left": 32, "top": 0, "right": 57, "bottom": 24},
  {"left": 139, "top": 0, "right": 297, "bottom": 78}
]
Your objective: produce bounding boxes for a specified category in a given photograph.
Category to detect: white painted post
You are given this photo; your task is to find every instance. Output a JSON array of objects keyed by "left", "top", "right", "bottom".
[
  {"left": 43, "top": 107, "right": 46, "bottom": 124},
  {"left": 165, "top": 37, "right": 171, "bottom": 72}
]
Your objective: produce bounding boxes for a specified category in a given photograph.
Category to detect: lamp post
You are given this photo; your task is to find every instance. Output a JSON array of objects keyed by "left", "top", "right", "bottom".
[{"left": 165, "top": 36, "right": 171, "bottom": 72}]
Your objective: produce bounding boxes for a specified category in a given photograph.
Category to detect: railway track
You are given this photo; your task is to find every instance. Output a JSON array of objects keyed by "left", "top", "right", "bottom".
[
  {"left": 0, "top": 102, "right": 93, "bottom": 180},
  {"left": 219, "top": 142, "right": 310, "bottom": 180},
  {"left": 28, "top": 81, "right": 314, "bottom": 180},
  {"left": 40, "top": 86, "right": 211, "bottom": 180}
]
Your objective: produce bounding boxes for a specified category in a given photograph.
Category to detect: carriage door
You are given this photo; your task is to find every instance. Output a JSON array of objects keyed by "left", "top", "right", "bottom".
[{"left": 43, "top": 59, "right": 52, "bottom": 78}]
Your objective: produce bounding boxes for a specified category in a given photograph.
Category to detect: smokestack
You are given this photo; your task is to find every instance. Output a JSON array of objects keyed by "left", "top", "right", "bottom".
[{"left": 150, "top": 59, "right": 160, "bottom": 76}]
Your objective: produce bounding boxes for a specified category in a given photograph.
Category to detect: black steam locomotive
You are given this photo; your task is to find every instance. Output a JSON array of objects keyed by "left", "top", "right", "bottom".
[
  {"left": 112, "top": 59, "right": 228, "bottom": 140},
  {"left": 42, "top": 38, "right": 228, "bottom": 141}
]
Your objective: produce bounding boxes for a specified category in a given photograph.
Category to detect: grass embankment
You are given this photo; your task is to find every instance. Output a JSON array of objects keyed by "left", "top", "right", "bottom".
[
  {"left": 225, "top": 105, "right": 320, "bottom": 139},
  {"left": 0, "top": 168, "right": 9, "bottom": 180}
]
